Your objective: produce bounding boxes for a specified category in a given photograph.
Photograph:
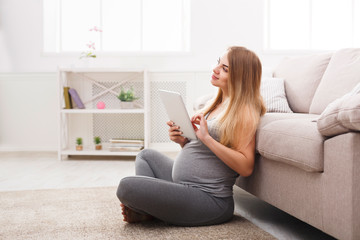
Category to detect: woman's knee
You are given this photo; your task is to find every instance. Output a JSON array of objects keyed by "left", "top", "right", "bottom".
[
  {"left": 135, "top": 149, "right": 157, "bottom": 170},
  {"left": 135, "top": 148, "right": 157, "bottom": 162},
  {"left": 116, "top": 177, "right": 136, "bottom": 203}
]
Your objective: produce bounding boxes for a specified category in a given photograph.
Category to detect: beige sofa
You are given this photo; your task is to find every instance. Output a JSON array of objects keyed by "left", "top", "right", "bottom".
[{"left": 235, "top": 48, "right": 360, "bottom": 240}]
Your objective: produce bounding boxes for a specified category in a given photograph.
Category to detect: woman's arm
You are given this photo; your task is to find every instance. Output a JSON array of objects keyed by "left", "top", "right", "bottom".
[{"left": 191, "top": 113, "right": 255, "bottom": 176}]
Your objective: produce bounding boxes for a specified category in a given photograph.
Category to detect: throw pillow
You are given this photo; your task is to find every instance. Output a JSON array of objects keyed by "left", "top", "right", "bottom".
[
  {"left": 261, "top": 78, "right": 293, "bottom": 113},
  {"left": 193, "top": 77, "right": 293, "bottom": 113},
  {"left": 338, "top": 94, "right": 360, "bottom": 131},
  {"left": 317, "top": 82, "right": 360, "bottom": 137}
]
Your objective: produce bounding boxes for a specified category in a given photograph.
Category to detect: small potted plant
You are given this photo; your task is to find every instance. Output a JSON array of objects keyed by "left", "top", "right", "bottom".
[
  {"left": 117, "top": 87, "right": 139, "bottom": 108},
  {"left": 94, "top": 136, "right": 102, "bottom": 150},
  {"left": 76, "top": 137, "right": 83, "bottom": 151}
]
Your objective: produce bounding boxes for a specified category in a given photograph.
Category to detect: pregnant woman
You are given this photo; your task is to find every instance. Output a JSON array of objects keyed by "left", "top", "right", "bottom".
[{"left": 116, "top": 46, "right": 266, "bottom": 226}]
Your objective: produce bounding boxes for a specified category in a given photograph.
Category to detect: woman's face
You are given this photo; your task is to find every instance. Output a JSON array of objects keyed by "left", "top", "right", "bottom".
[{"left": 211, "top": 52, "right": 229, "bottom": 93}]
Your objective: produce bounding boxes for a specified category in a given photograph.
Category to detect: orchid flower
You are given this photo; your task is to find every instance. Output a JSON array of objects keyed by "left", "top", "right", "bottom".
[
  {"left": 80, "top": 26, "right": 102, "bottom": 59},
  {"left": 89, "top": 26, "right": 103, "bottom": 32},
  {"left": 86, "top": 41, "right": 96, "bottom": 50}
]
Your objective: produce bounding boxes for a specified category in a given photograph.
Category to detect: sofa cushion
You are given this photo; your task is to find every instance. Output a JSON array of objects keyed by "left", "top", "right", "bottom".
[
  {"left": 309, "top": 48, "right": 360, "bottom": 114},
  {"left": 339, "top": 94, "right": 360, "bottom": 130},
  {"left": 273, "top": 53, "right": 332, "bottom": 113},
  {"left": 256, "top": 118, "right": 325, "bottom": 172},
  {"left": 258, "top": 112, "right": 320, "bottom": 130},
  {"left": 193, "top": 93, "right": 214, "bottom": 111},
  {"left": 317, "top": 84, "right": 360, "bottom": 137},
  {"left": 193, "top": 77, "right": 293, "bottom": 114},
  {"left": 260, "top": 77, "right": 292, "bottom": 113}
]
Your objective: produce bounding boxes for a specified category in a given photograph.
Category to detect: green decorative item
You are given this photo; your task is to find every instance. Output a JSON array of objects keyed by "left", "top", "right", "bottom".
[
  {"left": 117, "top": 87, "right": 139, "bottom": 109},
  {"left": 94, "top": 136, "right": 101, "bottom": 145},
  {"left": 94, "top": 136, "right": 102, "bottom": 150},
  {"left": 117, "top": 87, "right": 139, "bottom": 102},
  {"left": 76, "top": 137, "right": 83, "bottom": 151},
  {"left": 76, "top": 137, "right": 83, "bottom": 145}
]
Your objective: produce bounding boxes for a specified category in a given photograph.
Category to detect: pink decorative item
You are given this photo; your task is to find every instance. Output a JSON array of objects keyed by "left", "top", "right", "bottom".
[{"left": 97, "top": 101, "right": 105, "bottom": 109}]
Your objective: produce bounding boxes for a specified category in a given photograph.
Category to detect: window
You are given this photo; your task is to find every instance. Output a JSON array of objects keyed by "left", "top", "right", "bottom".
[
  {"left": 43, "top": 0, "right": 190, "bottom": 53},
  {"left": 265, "top": 0, "right": 360, "bottom": 51}
]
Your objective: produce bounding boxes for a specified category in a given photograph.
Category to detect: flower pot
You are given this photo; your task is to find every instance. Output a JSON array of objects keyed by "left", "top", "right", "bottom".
[
  {"left": 120, "top": 101, "right": 134, "bottom": 109},
  {"left": 76, "top": 145, "right": 83, "bottom": 151},
  {"left": 80, "top": 57, "right": 95, "bottom": 68},
  {"left": 95, "top": 145, "right": 102, "bottom": 150}
]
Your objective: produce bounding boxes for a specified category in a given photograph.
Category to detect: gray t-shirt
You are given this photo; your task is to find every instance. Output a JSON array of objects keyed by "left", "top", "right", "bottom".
[{"left": 172, "top": 117, "right": 239, "bottom": 198}]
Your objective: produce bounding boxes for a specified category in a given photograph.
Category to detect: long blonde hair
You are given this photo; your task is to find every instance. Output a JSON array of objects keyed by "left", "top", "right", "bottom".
[{"left": 203, "top": 46, "right": 266, "bottom": 150}]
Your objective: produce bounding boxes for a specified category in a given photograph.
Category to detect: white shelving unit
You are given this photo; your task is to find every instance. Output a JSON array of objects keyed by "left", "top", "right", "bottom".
[{"left": 58, "top": 67, "right": 149, "bottom": 160}]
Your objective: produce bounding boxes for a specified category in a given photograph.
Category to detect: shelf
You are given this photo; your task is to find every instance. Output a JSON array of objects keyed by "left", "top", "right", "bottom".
[
  {"left": 58, "top": 69, "right": 149, "bottom": 160},
  {"left": 60, "top": 109, "right": 145, "bottom": 114},
  {"left": 60, "top": 149, "right": 140, "bottom": 156}
]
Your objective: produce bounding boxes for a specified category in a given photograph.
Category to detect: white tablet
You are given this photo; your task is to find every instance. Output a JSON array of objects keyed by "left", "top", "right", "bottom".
[{"left": 159, "top": 89, "right": 197, "bottom": 140}]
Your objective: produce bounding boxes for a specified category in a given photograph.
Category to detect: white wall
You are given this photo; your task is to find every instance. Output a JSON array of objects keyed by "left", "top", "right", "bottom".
[
  {"left": 0, "top": 73, "right": 58, "bottom": 151},
  {"left": 0, "top": 0, "right": 287, "bottom": 151}
]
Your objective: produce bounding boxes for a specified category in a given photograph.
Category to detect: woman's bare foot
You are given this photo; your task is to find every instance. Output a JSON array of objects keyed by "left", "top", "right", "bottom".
[{"left": 120, "top": 203, "right": 153, "bottom": 223}]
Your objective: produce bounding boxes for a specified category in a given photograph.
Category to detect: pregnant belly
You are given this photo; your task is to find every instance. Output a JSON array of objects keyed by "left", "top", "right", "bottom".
[{"left": 172, "top": 146, "right": 225, "bottom": 184}]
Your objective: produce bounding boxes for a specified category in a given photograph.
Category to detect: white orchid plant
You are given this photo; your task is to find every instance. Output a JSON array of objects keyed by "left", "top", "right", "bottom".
[{"left": 80, "top": 26, "right": 102, "bottom": 59}]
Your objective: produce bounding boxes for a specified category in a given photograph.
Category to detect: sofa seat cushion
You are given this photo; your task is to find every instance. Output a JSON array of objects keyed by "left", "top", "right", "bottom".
[
  {"left": 258, "top": 113, "right": 320, "bottom": 129},
  {"left": 256, "top": 118, "right": 325, "bottom": 172}
]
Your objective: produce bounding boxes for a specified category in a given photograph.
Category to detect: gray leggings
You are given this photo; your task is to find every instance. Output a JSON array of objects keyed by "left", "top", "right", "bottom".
[{"left": 116, "top": 149, "right": 234, "bottom": 227}]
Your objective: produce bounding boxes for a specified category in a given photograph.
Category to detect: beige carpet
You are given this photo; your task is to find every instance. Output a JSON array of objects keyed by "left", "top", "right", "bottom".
[{"left": 0, "top": 187, "right": 276, "bottom": 240}]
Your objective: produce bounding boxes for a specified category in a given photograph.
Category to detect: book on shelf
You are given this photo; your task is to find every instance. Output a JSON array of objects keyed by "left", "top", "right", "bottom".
[
  {"left": 109, "top": 139, "right": 144, "bottom": 145},
  {"left": 68, "top": 88, "right": 85, "bottom": 109},
  {"left": 108, "top": 138, "right": 144, "bottom": 152},
  {"left": 108, "top": 146, "right": 144, "bottom": 152},
  {"left": 110, "top": 143, "right": 144, "bottom": 147},
  {"left": 63, "top": 87, "right": 73, "bottom": 109}
]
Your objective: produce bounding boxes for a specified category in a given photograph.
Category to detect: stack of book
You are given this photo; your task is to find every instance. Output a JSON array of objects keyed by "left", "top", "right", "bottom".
[
  {"left": 108, "top": 139, "right": 144, "bottom": 152},
  {"left": 63, "top": 86, "right": 85, "bottom": 109}
]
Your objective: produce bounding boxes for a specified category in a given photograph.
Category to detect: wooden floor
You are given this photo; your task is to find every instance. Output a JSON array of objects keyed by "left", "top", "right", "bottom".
[
  {"left": 0, "top": 151, "right": 180, "bottom": 191},
  {"left": 0, "top": 152, "right": 138, "bottom": 191},
  {"left": 0, "top": 151, "right": 336, "bottom": 240}
]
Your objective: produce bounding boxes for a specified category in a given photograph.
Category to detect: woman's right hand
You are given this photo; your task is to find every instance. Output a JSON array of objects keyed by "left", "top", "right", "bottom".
[{"left": 166, "top": 121, "right": 189, "bottom": 148}]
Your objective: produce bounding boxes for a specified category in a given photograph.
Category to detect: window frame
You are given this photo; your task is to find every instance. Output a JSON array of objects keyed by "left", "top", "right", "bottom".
[
  {"left": 42, "top": 0, "right": 191, "bottom": 56},
  {"left": 263, "top": 0, "right": 359, "bottom": 54}
]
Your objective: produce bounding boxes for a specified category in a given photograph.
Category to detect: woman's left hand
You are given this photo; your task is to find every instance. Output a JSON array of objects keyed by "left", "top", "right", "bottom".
[{"left": 191, "top": 113, "right": 211, "bottom": 142}]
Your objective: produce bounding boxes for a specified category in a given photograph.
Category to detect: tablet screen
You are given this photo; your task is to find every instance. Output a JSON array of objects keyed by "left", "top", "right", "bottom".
[{"left": 159, "top": 89, "right": 197, "bottom": 140}]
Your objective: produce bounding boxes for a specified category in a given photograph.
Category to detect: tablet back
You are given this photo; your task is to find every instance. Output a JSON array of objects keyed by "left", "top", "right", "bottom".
[{"left": 158, "top": 89, "right": 197, "bottom": 140}]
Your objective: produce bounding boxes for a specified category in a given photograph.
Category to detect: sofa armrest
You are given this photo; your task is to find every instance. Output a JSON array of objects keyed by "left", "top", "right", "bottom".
[{"left": 322, "top": 132, "right": 360, "bottom": 240}]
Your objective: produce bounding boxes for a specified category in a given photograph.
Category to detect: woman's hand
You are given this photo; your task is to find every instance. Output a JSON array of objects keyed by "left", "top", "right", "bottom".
[
  {"left": 166, "top": 121, "right": 189, "bottom": 148},
  {"left": 191, "top": 113, "right": 211, "bottom": 143}
]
